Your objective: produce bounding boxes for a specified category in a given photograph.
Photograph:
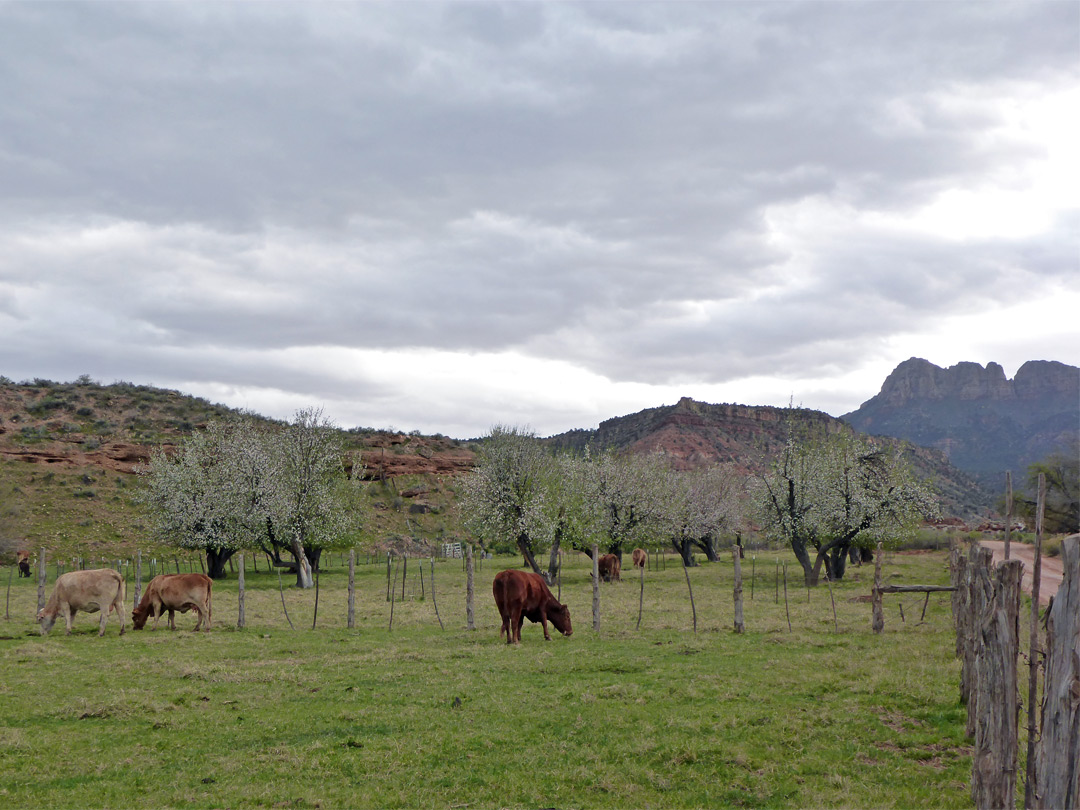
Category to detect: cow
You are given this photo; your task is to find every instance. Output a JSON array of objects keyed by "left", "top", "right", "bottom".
[
  {"left": 492, "top": 569, "right": 572, "bottom": 644},
  {"left": 132, "top": 573, "right": 213, "bottom": 632},
  {"left": 631, "top": 548, "right": 647, "bottom": 569},
  {"left": 37, "top": 568, "right": 126, "bottom": 636},
  {"left": 16, "top": 549, "right": 31, "bottom": 578},
  {"left": 598, "top": 553, "right": 621, "bottom": 582}
]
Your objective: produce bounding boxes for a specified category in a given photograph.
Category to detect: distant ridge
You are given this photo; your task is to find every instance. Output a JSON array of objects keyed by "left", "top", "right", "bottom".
[
  {"left": 545, "top": 396, "right": 990, "bottom": 518},
  {"left": 841, "top": 358, "right": 1079, "bottom": 482}
]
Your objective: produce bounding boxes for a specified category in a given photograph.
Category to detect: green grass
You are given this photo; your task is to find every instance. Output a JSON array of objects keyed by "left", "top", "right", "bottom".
[{"left": 0, "top": 551, "right": 977, "bottom": 808}]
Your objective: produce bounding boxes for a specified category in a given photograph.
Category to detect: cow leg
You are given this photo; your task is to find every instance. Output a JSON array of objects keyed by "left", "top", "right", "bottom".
[
  {"left": 510, "top": 607, "right": 523, "bottom": 644},
  {"left": 539, "top": 608, "right": 552, "bottom": 641},
  {"left": 168, "top": 609, "right": 176, "bottom": 631},
  {"left": 151, "top": 606, "right": 162, "bottom": 631},
  {"left": 98, "top": 607, "right": 109, "bottom": 637},
  {"left": 65, "top": 606, "right": 75, "bottom": 635}
]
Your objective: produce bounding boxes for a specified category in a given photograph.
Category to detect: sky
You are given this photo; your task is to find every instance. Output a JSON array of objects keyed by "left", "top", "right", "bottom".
[{"left": 1, "top": 2, "right": 1077, "bottom": 439}]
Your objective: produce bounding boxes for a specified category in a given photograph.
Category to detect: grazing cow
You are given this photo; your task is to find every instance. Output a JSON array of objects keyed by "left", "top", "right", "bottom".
[
  {"left": 598, "top": 553, "right": 621, "bottom": 582},
  {"left": 37, "top": 569, "right": 126, "bottom": 636},
  {"left": 132, "top": 573, "right": 213, "bottom": 632},
  {"left": 16, "top": 549, "right": 31, "bottom": 578},
  {"left": 492, "top": 569, "right": 572, "bottom": 644},
  {"left": 631, "top": 548, "right": 647, "bottom": 569}
]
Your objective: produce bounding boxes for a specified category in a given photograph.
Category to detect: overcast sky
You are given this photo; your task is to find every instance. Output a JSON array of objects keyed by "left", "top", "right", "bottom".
[{"left": 1, "top": 2, "right": 1077, "bottom": 438}]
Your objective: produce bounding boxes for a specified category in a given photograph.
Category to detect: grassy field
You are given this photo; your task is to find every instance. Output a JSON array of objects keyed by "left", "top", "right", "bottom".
[{"left": 0, "top": 549, "right": 983, "bottom": 809}]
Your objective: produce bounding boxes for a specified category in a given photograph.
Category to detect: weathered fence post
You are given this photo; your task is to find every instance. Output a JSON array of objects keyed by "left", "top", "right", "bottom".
[
  {"left": 347, "top": 550, "right": 355, "bottom": 630},
  {"left": 872, "top": 541, "right": 884, "bottom": 634},
  {"left": 237, "top": 553, "right": 245, "bottom": 629},
  {"left": 636, "top": 558, "right": 645, "bottom": 631},
  {"left": 1004, "top": 471, "right": 1013, "bottom": 561},
  {"left": 732, "top": 547, "right": 744, "bottom": 634},
  {"left": 971, "top": 558, "right": 1022, "bottom": 810},
  {"left": 430, "top": 558, "right": 444, "bottom": 630},
  {"left": 682, "top": 551, "right": 697, "bottom": 634},
  {"left": 966, "top": 546, "right": 995, "bottom": 740},
  {"left": 1032, "top": 533, "right": 1079, "bottom": 810},
  {"left": 465, "top": 544, "right": 475, "bottom": 631},
  {"left": 386, "top": 552, "right": 392, "bottom": 602},
  {"left": 134, "top": 550, "right": 142, "bottom": 609},
  {"left": 782, "top": 562, "right": 791, "bottom": 633},
  {"left": 592, "top": 544, "right": 600, "bottom": 632},
  {"left": 1023, "top": 473, "right": 1046, "bottom": 809},
  {"left": 36, "top": 548, "right": 46, "bottom": 615}
]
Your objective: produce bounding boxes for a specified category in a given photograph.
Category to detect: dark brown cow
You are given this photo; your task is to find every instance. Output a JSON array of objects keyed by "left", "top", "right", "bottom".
[
  {"left": 132, "top": 573, "right": 213, "bottom": 632},
  {"left": 598, "top": 553, "right": 621, "bottom": 582},
  {"left": 492, "top": 570, "right": 572, "bottom": 644},
  {"left": 631, "top": 548, "right": 647, "bottom": 569},
  {"left": 37, "top": 569, "right": 126, "bottom": 636},
  {"left": 16, "top": 549, "right": 31, "bottom": 578}
]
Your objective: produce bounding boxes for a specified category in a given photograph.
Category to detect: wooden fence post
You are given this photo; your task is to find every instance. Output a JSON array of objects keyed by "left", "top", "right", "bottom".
[
  {"left": 732, "top": 547, "right": 744, "bottom": 634},
  {"left": 965, "top": 547, "right": 994, "bottom": 740},
  {"left": 592, "top": 544, "right": 600, "bottom": 632},
  {"left": 347, "top": 550, "right": 355, "bottom": 630},
  {"left": 1004, "top": 471, "right": 1013, "bottom": 561},
  {"left": 465, "top": 544, "right": 475, "bottom": 631},
  {"left": 636, "top": 559, "right": 645, "bottom": 631},
  {"left": 872, "top": 541, "right": 884, "bottom": 634},
  {"left": 682, "top": 551, "right": 697, "bottom": 634},
  {"left": 1024, "top": 473, "right": 1047, "bottom": 809},
  {"left": 36, "top": 548, "right": 46, "bottom": 615},
  {"left": 237, "top": 553, "right": 245, "bottom": 629},
  {"left": 1032, "top": 533, "right": 1079, "bottom": 810},
  {"left": 970, "top": 558, "right": 1022, "bottom": 810},
  {"left": 134, "top": 550, "right": 142, "bottom": 609},
  {"left": 430, "top": 558, "right": 444, "bottom": 630}
]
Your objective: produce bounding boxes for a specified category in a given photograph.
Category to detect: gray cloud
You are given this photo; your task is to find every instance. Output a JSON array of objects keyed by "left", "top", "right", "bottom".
[{"left": 1, "top": 1, "right": 1077, "bottom": 435}]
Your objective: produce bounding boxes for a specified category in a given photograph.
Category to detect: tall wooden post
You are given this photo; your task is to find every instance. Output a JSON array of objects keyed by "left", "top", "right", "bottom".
[
  {"left": 592, "top": 544, "right": 600, "bottom": 632},
  {"left": 237, "top": 553, "right": 246, "bottom": 629},
  {"left": 872, "top": 541, "right": 884, "bottom": 634},
  {"left": 1023, "top": 474, "right": 1047, "bottom": 809},
  {"left": 1033, "top": 534, "right": 1079, "bottom": 810},
  {"left": 430, "top": 558, "right": 444, "bottom": 630},
  {"left": 636, "top": 560, "right": 645, "bottom": 631},
  {"left": 732, "top": 547, "right": 745, "bottom": 634},
  {"left": 134, "top": 550, "right": 142, "bottom": 609},
  {"left": 347, "top": 550, "right": 355, "bottom": 630},
  {"left": 1004, "top": 471, "right": 1013, "bottom": 561},
  {"left": 36, "top": 548, "right": 46, "bottom": 614},
  {"left": 465, "top": 544, "right": 475, "bottom": 631}
]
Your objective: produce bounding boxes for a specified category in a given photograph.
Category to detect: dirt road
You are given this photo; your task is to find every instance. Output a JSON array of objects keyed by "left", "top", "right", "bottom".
[{"left": 981, "top": 540, "right": 1063, "bottom": 606}]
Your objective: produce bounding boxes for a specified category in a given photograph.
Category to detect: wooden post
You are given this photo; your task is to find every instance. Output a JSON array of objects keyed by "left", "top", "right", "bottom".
[
  {"left": 682, "top": 551, "right": 697, "bottom": 634},
  {"left": 782, "top": 562, "right": 791, "bottom": 633},
  {"left": 465, "top": 544, "right": 475, "bottom": 631},
  {"left": 276, "top": 569, "right": 295, "bottom": 631},
  {"left": 1032, "top": 534, "right": 1079, "bottom": 810},
  {"left": 5, "top": 566, "right": 11, "bottom": 620},
  {"left": 750, "top": 555, "right": 755, "bottom": 601},
  {"left": 732, "top": 547, "right": 744, "bottom": 634},
  {"left": 237, "top": 553, "right": 245, "bottom": 629},
  {"left": 775, "top": 559, "right": 779, "bottom": 604},
  {"left": 872, "top": 541, "right": 884, "bottom": 634},
  {"left": 825, "top": 566, "right": 838, "bottom": 633},
  {"left": 971, "top": 558, "right": 1022, "bottom": 810},
  {"left": 401, "top": 554, "right": 407, "bottom": 602},
  {"left": 966, "top": 546, "right": 994, "bottom": 740},
  {"left": 312, "top": 554, "right": 320, "bottom": 630},
  {"left": 592, "top": 544, "right": 600, "bottom": 632},
  {"left": 430, "top": 558, "right": 444, "bottom": 630},
  {"left": 1004, "top": 471, "right": 1013, "bottom": 561},
  {"left": 1023, "top": 473, "right": 1047, "bottom": 809},
  {"left": 135, "top": 550, "right": 142, "bottom": 609},
  {"left": 385, "top": 553, "right": 392, "bottom": 602},
  {"left": 388, "top": 556, "right": 398, "bottom": 631},
  {"left": 636, "top": 559, "right": 645, "bottom": 631},
  {"left": 419, "top": 558, "right": 425, "bottom": 600},
  {"left": 347, "top": 550, "right": 355, "bottom": 630},
  {"left": 36, "top": 548, "right": 46, "bottom": 615}
]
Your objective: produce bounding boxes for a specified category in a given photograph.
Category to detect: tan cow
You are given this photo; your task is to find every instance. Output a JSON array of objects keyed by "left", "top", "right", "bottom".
[
  {"left": 631, "top": 548, "right": 647, "bottom": 569},
  {"left": 598, "top": 553, "right": 621, "bottom": 582},
  {"left": 132, "top": 573, "right": 213, "bottom": 632},
  {"left": 37, "top": 569, "right": 126, "bottom": 636}
]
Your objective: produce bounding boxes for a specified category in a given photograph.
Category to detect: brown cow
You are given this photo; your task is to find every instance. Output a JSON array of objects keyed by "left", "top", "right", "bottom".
[
  {"left": 598, "top": 553, "right": 621, "bottom": 582},
  {"left": 492, "top": 569, "right": 572, "bottom": 644},
  {"left": 37, "top": 569, "right": 126, "bottom": 636},
  {"left": 132, "top": 573, "right": 213, "bottom": 632},
  {"left": 16, "top": 549, "right": 31, "bottom": 578},
  {"left": 631, "top": 548, "right": 647, "bottom": 569}
]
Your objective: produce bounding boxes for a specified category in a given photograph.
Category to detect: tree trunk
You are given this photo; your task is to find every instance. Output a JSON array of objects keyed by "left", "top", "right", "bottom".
[
  {"left": 290, "top": 537, "right": 313, "bottom": 589},
  {"left": 692, "top": 535, "right": 720, "bottom": 563},
  {"left": 673, "top": 538, "right": 698, "bottom": 567},
  {"left": 791, "top": 537, "right": 816, "bottom": 586},
  {"left": 205, "top": 548, "right": 237, "bottom": 580},
  {"left": 546, "top": 537, "right": 561, "bottom": 585},
  {"left": 516, "top": 534, "right": 543, "bottom": 577}
]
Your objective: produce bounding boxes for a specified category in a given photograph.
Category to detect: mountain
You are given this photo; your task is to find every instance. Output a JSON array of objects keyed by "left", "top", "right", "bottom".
[
  {"left": 545, "top": 396, "right": 990, "bottom": 517},
  {"left": 841, "top": 359, "right": 1079, "bottom": 484}
]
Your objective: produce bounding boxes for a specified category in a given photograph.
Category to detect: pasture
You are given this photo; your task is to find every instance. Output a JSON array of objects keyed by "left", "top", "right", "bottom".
[{"left": 0, "top": 550, "right": 978, "bottom": 808}]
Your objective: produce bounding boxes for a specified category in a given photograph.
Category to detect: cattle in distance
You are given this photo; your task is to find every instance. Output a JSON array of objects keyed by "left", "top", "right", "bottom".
[
  {"left": 492, "top": 569, "right": 572, "bottom": 644},
  {"left": 631, "top": 548, "right": 647, "bottom": 569},
  {"left": 37, "top": 568, "right": 126, "bottom": 636},
  {"left": 598, "top": 553, "right": 621, "bottom": 582}
]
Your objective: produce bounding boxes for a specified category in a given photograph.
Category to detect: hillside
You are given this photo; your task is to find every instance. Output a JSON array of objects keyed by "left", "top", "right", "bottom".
[
  {"left": 0, "top": 377, "right": 475, "bottom": 558},
  {"left": 545, "top": 396, "right": 991, "bottom": 518},
  {"left": 842, "top": 358, "right": 1079, "bottom": 483}
]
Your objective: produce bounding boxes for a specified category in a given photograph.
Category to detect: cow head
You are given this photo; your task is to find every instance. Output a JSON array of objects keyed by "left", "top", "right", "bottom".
[
  {"left": 549, "top": 603, "right": 573, "bottom": 637},
  {"left": 36, "top": 608, "right": 56, "bottom": 635},
  {"left": 131, "top": 605, "right": 150, "bottom": 630}
]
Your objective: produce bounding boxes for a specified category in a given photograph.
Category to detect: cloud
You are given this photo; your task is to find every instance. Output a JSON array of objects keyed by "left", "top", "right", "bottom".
[{"left": 0, "top": 2, "right": 1076, "bottom": 436}]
